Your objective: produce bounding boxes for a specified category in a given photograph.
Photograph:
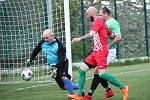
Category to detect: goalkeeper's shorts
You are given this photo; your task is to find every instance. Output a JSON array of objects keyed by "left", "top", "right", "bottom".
[{"left": 54, "top": 59, "right": 71, "bottom": 90}]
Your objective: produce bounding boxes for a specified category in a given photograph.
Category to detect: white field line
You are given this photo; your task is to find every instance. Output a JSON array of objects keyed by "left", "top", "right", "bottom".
[
  {"left": 1, "top": 68, "right": 150, "bottom": 93},
  {"left": 86, "top": 68, "right": 150, "bottom": 80}
]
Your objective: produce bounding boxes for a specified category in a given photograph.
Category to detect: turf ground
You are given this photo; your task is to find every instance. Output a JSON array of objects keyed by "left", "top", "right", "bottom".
[{"left": 0, "top": 63, "right": 150, "bottom": 100}]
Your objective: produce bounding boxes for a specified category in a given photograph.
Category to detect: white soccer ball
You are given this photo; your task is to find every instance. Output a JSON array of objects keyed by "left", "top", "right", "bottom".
[{"left": 21, "top": 68, "right": 33, "bottom": 81}]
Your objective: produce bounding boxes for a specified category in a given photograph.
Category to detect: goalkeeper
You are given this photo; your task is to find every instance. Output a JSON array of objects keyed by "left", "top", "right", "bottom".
[{"left": 27, "top": 29, "right": 78, "bottom": 95}]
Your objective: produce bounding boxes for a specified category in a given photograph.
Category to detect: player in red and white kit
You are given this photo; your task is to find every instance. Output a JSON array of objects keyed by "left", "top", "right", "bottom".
[{"left": 67, "top": 6, "right": 128, "bottom": 100}]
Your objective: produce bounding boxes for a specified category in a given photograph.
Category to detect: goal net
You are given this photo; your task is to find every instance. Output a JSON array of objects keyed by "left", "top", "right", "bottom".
[{"left": 0, "top": 0, "right": 72, "bottom": 83}]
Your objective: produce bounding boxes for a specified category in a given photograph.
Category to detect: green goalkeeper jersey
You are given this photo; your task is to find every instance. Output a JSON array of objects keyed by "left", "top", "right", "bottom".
[{"left": 106, "top": 18, "right": 121, "bottom": 49}]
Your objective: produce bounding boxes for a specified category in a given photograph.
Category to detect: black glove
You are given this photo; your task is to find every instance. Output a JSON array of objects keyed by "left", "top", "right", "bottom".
[
  {"left": 26, "top": 59, "right": 32, "bottom": 67},
  {"left": 48, "top": 65, "right": 57, "bottom": 79},
  {"left": 50, "top": 68, "right": 57, "bottom": 79}
]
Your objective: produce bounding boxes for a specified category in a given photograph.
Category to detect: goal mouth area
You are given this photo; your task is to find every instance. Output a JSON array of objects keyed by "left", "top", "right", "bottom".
[{"left": 0, "top": 0, "right": 72, "bottom": 84}]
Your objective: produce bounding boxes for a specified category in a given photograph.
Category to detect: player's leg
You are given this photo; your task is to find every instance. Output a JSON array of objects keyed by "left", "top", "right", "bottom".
[
  {"left": 61, "top": 76, "right": 74, "bottom": 95},
  {"left": 99, "top": 72, "right": 128, "bottom": 100},
  {"left": 97, "top": 55, "right": 128, "bottom": 100},
  {"left": 84, "top": 72, "right": 100, "bottom": 100},
  {"left": 67, "top": 62, "right": 89, "bottom": 100},
  {"left": 99, "top": 71, "right": 125, "bottom": 89},
  {"left": 85, "top": 69, "right": 113, "bottom": 100},
  {"left": 99, "top": 77, "right": 114, "bottom": 98},
  {"left": 107, "top": 49, "right": 127, "bottom": 99},
  {"left": 86, "top": 68, "right": 101, "bottom": 96},
  {"left": 55, "top": 73, "right": 78, "bottom": 94},
  {"left": 72, "top": 84, "right": 78, "bottom": 90},
  {"left": 98, "top": 49, "right": 116, "bottom": 98},
  {"left": 107, "top": 49, "right": 117, "bottom": 65},
  {"left": 78, "top": 62, "right": 90, "bottom": 95},
  {"left": 53, "top": 59, "right": 75, "bottom": 95},
  {"left": 87, "top": 73, "right": 100, "bottom": 96},
  {"left": 54, "top": 72, "right": 75, "bottom": 95},
  {"left": 67, "top": 53, "right": 96, "bottom": 100},
  {"left": 63, "top": 59, "right": 79, "bottom": 90},
  {"left": 97, "top": 54, "right": 124, "bottom": 89},
  {"left": 60, "top": 59, "right": 77, "bottom": 95},
  {"left": 87, "top": 68, "right": 113, "bottom": 96},
  {"left": 55, "top": 75, "right": 66, "bottom": 90},
  {"left": 66, "top": 73, "right": 78, "bottom": 90},
  {"left": 48, "top": 64, "right": 66, "bottom": 90}
]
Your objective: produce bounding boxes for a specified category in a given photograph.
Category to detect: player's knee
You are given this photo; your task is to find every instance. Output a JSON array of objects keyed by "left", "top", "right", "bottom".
[
  {"left": 61, "top": 76, "right": 67, "bottom": 81},
  {"left": 80, "top": 62, "right": 89, "bottom": 71},
  {"left": 98, "top": 69, "right": 106, "bottom": 75}
]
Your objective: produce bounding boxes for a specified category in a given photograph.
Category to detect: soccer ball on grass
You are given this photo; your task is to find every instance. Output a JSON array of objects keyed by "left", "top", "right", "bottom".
[{"left": 21, "top": 68, "right": 33, "bottom": 81}]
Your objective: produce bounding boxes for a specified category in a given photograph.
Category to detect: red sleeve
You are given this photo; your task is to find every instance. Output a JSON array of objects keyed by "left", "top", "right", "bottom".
[{"left": 107, "top": 29, "right": 112, "bottom": 36}]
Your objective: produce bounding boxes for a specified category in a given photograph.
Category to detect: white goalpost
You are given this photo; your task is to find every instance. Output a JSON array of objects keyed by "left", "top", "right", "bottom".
[{"left": 0, "top": 0, "right": 72, "bottom": 83}]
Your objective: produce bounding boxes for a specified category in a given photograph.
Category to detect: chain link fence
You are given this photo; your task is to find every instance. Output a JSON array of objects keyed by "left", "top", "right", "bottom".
[{"left": 71, "top": 0, "right": 150, "bottom": 62}]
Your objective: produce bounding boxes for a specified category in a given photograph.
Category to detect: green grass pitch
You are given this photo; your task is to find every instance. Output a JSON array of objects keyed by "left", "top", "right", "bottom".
[{"left": 0, "top": 63, "right": 150, "bottom": 100}]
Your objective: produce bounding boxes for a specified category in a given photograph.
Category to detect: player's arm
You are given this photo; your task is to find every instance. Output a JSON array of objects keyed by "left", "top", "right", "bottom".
[
  {"left": 71, "top": 31, "right": 95, "bottom": 43},
  {"left": 109, "top": 36, "right": 121, "bottom": 48},
  {"left": 30, "top": 40, "right": 44, "bottom": 60},
  {"left": 109, "top": 24, "right": 121, "bottom": 48},
  {"left": 107, "top": 29, "right": 115, "bottom": 39},
  {"left": 56, "top": 38, "right": 66, "bottom": 69},
  {"left": 81, "top": 31, "right": 95, "bottom": 39},
  {"left": 27, "top": 40, "right": 44, "bottom": 66}
]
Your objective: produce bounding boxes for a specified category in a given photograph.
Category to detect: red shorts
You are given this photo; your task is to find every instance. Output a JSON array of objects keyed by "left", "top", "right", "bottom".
[{"left": 85, "top": 51, "right": 108, "bottom": 69}]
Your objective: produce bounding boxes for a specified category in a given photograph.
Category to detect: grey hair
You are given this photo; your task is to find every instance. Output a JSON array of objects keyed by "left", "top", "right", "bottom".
[{"left": 43, "top": 29, "right": 54, "bottom": 36}]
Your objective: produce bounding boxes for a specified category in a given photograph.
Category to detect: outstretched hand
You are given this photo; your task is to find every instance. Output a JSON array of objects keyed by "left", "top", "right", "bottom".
[
  {"left": 71, "top": 38, "right": 81, "bottom": 43},
  {"left": 49, "top": 66, "right": 57, "bottom": 79},
  {"left": 26, "top": 59, "right": 32, "bottom": 67}
]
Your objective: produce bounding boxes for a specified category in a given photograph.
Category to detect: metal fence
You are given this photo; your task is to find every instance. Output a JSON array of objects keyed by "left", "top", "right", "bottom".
[{"left": 71, "top": 0, "right": 150, "bottom": 61}]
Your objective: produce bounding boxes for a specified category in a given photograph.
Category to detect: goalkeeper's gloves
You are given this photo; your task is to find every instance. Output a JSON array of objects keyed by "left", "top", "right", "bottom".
[
  {"left": 49, "top": 65, "right": 57, "bottom": 79},
  {"left": 26, "top": 59, "right": 32, "bottom": 67}
]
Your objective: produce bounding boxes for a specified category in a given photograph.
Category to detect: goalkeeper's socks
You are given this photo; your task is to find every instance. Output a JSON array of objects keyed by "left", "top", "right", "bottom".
[
  {"left": 100, "top": 73, "right": 125, "bottom": 89},
  {"left": 78, "top": 69, "right": 86, "bottom": 96},
  {"left": 72, "top": 84, "right": 78, "bottom": 90},
  {"left": 63, "top": 79, "right": 74, "bottom": 95}
]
